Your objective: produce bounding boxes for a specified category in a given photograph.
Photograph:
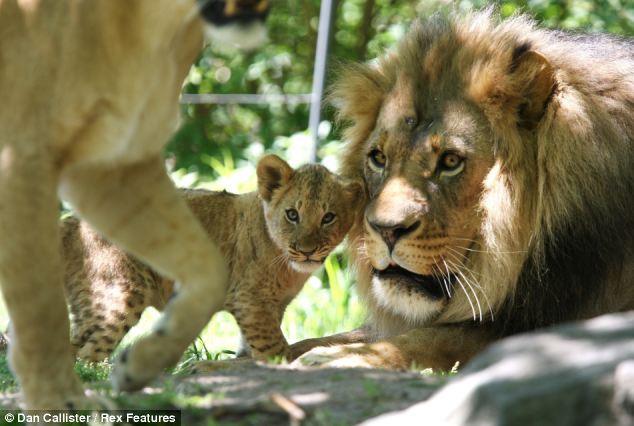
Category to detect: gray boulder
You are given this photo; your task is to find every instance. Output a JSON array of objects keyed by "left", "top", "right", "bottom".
[{"left": 362, "top": 312, "right": 634, "bottom": 426}]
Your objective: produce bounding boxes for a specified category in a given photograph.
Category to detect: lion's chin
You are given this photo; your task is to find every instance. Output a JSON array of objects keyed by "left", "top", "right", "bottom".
[{"left": 370, "top": 266, "right": 451, "bottom": 323}]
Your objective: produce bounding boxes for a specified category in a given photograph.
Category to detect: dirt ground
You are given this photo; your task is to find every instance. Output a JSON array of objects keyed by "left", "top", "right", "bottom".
[{"left": 0, "top": 360, "right": 445, "bottom": 425}]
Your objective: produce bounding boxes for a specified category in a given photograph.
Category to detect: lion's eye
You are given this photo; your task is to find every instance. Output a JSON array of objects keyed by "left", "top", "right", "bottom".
[
  {"left": 321, "top": 212, "right": 336, "bottom": 225},
  {"left": 368, "top": 149, "right": 387, "bottom": 172},
  {"left": 404, "top": 116, "right": 417, "bottom": 128},
  {"left": 285, "top": 208, "right": 299, "bottom": 223},
  {"left": 438, "top": 152, "right": 465, "bottom": 177}
]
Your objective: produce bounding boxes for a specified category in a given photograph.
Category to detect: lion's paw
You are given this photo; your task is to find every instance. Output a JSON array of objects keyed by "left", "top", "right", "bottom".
[
  {"left": 111, "top": 334, "right": 180, "bottom": 392},
  {"left": 291, "top": 344, "right": 375, "bottom": 369},
  {"left": 64, "top": 391, "right": 116, "bottom": 411}
]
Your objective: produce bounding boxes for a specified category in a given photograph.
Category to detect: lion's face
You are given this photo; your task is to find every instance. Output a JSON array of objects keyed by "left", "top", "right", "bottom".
[
  {"left": 358, "top": 78, "right": 496, "bottom": 322},
  {"left": 333, "top": 11, "right": 566, "bottom": 329},
  {"left": 257, "top": 155, "right": 363, "bottom": 274}
]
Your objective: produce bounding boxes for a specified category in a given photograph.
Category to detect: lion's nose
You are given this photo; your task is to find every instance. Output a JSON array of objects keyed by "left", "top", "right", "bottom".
[{"left": 368, "top": 220, "right": 421, "bottom": 252}]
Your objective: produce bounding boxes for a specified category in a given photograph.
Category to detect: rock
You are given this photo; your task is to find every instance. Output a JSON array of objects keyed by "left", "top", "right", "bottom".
[{"left": 362, "top": 312, "right": 634, "bottom": 426}]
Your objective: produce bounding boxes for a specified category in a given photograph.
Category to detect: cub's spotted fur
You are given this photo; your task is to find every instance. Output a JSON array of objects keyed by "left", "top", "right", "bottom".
[{"left": 63, "top": 155, "right": 362, "bottom": 361}]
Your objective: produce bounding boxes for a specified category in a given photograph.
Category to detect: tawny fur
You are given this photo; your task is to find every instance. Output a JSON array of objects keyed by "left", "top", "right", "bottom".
[
  {"left": 63, "top": 155, "right": 362, "bottom": 362},
  {"left": 0, "top": 0, "right": 267, "bottom": 409},
  {"left": 293, "top": 10, "right": 634, "bottom": 371}
]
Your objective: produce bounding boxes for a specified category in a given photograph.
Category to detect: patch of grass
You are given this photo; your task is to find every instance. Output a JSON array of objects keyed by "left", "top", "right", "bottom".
[
  {"left": 74, "top": 360, "right": 110, "bottom": 383},
  {"left": 0, "top": 353, "right": 16, "bottom": 392},
  {"left": 363, "top": 380, "right": 382, "bottom": 399}
]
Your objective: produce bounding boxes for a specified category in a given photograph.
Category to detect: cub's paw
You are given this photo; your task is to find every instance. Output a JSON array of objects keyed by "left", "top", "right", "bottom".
[{"left": 291, "top": 344, "right": 376, "bottom": 369}]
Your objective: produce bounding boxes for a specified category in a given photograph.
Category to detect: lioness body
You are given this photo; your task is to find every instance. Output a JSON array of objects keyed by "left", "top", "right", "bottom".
[
  {"left": 294, "top": 11, "right": 634, "bottom": 369},
  {"left": 0, "top": 0, "right": 267, "bottom": 409},
  {"left": 64, "top": 156, "right": 361, "bottom": 361}
]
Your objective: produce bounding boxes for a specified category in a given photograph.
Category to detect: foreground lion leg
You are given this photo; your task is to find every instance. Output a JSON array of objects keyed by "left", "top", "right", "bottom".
[
  {"left": 0, "top": 147, "right": 84, "bottom": 409},
  {"left": 294, "top": 326, "right": 493, "bottom": 371},
  {"left": 60, "top": 156, "right": 229, "bottom": 391}
]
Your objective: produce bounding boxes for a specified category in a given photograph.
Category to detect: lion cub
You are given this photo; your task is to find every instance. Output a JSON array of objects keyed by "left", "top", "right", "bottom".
[{"left": 63, "top": 155, "right": 362, "bottom": 361}]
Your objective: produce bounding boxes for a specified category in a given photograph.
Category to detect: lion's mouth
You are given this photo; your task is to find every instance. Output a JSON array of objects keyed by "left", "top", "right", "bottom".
[{"left": 372, "top": 265, "right": 455, "bottom": 300}]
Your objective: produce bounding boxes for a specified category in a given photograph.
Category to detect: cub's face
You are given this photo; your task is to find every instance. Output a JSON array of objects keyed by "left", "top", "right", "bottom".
[
  {"left": 357, "top": 77, "right": 496, "bottom": 323},
  {"left": 257, "top": 155, "right": 363, "bottom": 273},
  {"left": 198, "top": 0, "right": 269, "bottom": 50}
]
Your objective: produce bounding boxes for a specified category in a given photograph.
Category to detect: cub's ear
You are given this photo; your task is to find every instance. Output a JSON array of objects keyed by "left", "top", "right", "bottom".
[
  {"left": 342, "top": 179, "right": 365, "bottom": 208},
  {"left": 257, "top": 154, "right": 294, "bottom": 202},
  {"left": 509, "top": 44, "right": 556, "bottom": 129}
]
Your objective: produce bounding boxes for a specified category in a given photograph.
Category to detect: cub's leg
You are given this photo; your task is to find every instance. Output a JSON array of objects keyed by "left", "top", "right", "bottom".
[
  {"left": 226, "top": 291, "right": 290, "bottom": 361},
  {"left": 60, "top": 156, "right": 228, "bottom": 391},
  {"left": 193, "top": 296, "right": 289, "bottom": 373},
  {"left": 0, "top": 146, "right": 84, "bottom": 409}
]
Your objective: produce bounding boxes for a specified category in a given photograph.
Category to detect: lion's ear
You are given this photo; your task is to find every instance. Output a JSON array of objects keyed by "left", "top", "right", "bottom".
[
  {"left": 327, "top": 62, "right": 387, "bottom": 124},
  {"left": 509, "top": 45, "right": 556, "bottom": 129},
  {"left": 257, "top": 154, "right": 294, "bottom": 202}
]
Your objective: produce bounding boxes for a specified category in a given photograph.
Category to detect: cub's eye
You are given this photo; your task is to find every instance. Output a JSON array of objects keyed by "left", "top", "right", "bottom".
[
  {"left": 438, "top": 152, "right": 465, "bottom": 177},
  {"left": 404, "top": 116, "right": 417, "bottom": 128},
  {"left": 368, "top": 149, "right": 387, "bottom": 172},
  {"left": 285, "top": 208, "right": 299, "bottom": 223},
  {"left": 321, "top": 212, "right": 336, "bottom": 225}
]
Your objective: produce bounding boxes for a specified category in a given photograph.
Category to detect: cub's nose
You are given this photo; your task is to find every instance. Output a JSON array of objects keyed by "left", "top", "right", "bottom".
[
  {"left": 296, "top": 245, "right": 317, "bottom": 257},
  {"left": 368, "top": 220, "right": 420, "bottom": 252}
]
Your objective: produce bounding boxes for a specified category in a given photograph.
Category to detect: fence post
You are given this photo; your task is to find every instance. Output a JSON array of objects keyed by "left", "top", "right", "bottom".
[{"left": 307, "top": 0, "right": 335, "bottom": 162}]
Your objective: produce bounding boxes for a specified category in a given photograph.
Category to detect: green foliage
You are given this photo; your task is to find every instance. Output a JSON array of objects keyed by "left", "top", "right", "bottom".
[
  {"left": 0, "top": 354, "right": 16, "bottom": 392},
  {"left": 74, "top": 360, "right": 110, "bottom": 383}
]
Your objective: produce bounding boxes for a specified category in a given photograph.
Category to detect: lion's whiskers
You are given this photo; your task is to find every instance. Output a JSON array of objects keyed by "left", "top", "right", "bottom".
[
  {"left": 453, "top": 245, "right": 527, "bottom": 255},
  {"left": 431, "top": 265, "right": 451, "bottom": 299},
  {"left": 444, "top": 249, "right": 495, "bottom": 321},
  {"left": 440, "top": 258, "right": 477, "bottom": 321},
  {"left": 448, "top": 236, "right": 526, "bottom": 255},
  {"left": 268, "top": 252, "right": 290, "bottom": 274},
  {"left": 355, "top": 237, "right": 371, "bottom": 264}
]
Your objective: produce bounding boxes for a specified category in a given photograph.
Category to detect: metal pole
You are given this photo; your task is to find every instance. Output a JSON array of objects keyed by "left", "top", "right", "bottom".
[{"left": 307, "top": 0, "right": 335, "bottom": 162}]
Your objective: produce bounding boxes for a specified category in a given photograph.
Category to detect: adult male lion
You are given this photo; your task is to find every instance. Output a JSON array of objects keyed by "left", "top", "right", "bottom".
[
  {"left": 294, "top": 10, "right": 634, "bottom": 370},
  {"left": 0, "top": 0, "right": 267, "bottom": 410}
]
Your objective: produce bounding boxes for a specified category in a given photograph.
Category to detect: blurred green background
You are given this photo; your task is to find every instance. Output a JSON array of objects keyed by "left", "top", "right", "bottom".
[{"left": 0, "top": 0, "right": 631, "bottom": 386}]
